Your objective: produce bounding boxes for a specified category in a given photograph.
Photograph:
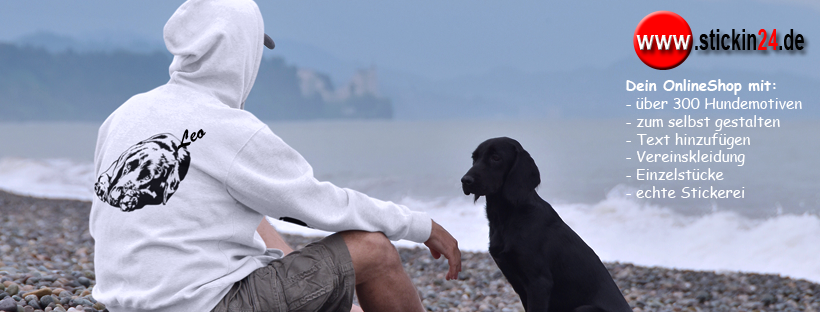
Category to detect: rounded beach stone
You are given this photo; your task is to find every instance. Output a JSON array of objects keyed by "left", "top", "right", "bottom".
[
  {"left": 22, "top": 288, "right": 50, "bottom": 300},
  {"left": 59, "top": 288, "right": 73, "bottom": 297},
  {"left": 761, "top": 293, "right": 776, "bottom": 306},
  {"left": 0, "top": 297, "right": 17, "bottom": 312},
  {"left": 4, "top": 285, "right": 17, "bottom": 296},
  {"left": 69, "top": 298, "right": 92, "bottom": 308},
  {"left": 75, "top": 278, "right": 89, "bottom": 289},
  {"left": 79, "top": 299, "right": 93, "bottom": 307},
  {"left": 39, "top": 295, "right": 56, "bottom": 307},
  {"left": 695, "top": 291, "right": 711, "bottom": 303},
  {"left": 26, "top": 299, "right": 41, "bottom": 310}
]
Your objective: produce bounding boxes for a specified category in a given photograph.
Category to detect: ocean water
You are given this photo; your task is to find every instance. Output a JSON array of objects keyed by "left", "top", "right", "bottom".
[{"left": 0, "top": 120, "right": 818, "bottom": 283}]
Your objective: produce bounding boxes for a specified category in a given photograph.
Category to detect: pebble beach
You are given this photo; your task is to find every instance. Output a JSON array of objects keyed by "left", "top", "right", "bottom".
[{"left": 1, "top": 190, "right": 819, "bottom": 312}]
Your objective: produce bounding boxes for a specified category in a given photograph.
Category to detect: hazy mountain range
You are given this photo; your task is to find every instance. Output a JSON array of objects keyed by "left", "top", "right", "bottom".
[
  {"left": 3, "top": 31, "right": 818, "bottom": 121},
  {"left": 1, "top": 33, "right": 392, "bottom": 121}
]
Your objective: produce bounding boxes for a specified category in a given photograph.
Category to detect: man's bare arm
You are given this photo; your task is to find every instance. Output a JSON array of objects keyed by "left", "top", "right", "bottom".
[{"left": 257, "top": 218, "right": 294, "bottom": 254}]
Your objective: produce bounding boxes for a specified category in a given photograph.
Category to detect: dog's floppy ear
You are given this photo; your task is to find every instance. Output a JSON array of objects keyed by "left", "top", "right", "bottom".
[
  {"left": 175, "top": 146, "right": 191, "bottom": 181},
  {"left": 162, "top": 148, "right": 191, "bottom": 205},
  {"left": 502, "top": 140, "right": 540, "bottom": 202},
  {"left": 162, "top": 166, "right": 179, "bottom": 205}
]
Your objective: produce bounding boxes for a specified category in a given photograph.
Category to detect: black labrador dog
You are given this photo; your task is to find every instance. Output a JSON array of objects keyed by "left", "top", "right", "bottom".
[{"left": 461, "top": 137, "right": 631, "bottom": 312}]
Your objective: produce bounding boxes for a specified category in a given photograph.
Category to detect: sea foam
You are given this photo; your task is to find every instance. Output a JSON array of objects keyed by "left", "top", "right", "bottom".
[
  {"left": 275, "top": 193, "right": 820, "bottom": 283},
  {"left": 0, "top": 157, "right": 95, "bottom": 201},
  {"left": 1, "top": 157, "right": 818, "bottom": 283}
]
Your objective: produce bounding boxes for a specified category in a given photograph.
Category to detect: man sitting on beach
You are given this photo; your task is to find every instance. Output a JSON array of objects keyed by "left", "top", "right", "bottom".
[{"left": 89, "top": 0, "right": 461, "bottom": 311}]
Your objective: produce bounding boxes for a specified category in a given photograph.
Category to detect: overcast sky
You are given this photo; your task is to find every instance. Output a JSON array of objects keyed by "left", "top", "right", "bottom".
[{"left": 2, "top": 0, "right": 818, "bottom": 80}]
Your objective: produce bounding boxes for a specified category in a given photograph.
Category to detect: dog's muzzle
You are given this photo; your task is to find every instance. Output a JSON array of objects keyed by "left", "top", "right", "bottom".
[{"left": 461, "top": 175, "right": 474, "bottom": 195}]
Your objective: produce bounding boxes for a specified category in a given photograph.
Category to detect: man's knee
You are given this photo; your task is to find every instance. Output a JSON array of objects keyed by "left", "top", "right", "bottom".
[
  {"left": 361, "top": 231, "right": 395, "bottom": 251},
  {"left": 342, "top": 231, "right": 396, "bottom": 257},
  {"left": 340, "top": 231, "right": 402, "bottom": 278}
]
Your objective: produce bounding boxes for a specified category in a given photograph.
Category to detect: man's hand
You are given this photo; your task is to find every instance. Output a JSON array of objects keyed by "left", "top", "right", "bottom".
[{"left": 423, "top": 220, "right": 461, "bottom": 280}]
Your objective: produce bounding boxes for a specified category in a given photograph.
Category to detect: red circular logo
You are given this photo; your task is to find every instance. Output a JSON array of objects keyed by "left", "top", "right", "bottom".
[{"left": 633, "top": 11, "right": 692, "bottom": 70}]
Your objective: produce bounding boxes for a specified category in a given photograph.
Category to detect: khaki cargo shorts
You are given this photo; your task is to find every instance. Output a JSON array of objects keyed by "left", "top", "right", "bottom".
[{"left": 211, "top": 233, "right": 355, "bottom": 312}]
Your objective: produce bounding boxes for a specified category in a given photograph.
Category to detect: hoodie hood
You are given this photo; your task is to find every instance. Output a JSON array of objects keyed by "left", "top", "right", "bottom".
[{"left": 164, "top": 0, "right": 265, "bottom": 109}]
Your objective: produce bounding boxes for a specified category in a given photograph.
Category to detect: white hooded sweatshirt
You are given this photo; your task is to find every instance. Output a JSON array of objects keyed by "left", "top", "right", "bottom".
[{"left": 89, "top": 1, "right": 432, "bottom": 311}]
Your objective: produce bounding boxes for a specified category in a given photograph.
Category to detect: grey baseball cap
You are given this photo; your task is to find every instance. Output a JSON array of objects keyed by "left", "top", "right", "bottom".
[{"left": 264, "top": 33, "right": 275, "bottom": 49}]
